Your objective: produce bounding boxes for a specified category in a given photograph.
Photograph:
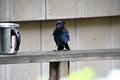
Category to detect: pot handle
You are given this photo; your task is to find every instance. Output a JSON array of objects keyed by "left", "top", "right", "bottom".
[{"left": 11, "top": 29, "right": 21, "bottom": 51}]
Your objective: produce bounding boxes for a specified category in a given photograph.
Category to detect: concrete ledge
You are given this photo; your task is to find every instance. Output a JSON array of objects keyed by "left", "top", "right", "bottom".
[{"left": 0, "top": 49, "right": 120, "bottom": 64}]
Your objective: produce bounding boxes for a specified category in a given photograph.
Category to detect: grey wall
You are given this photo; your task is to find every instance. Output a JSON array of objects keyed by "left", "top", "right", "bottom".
[
  {"left": 0, "top": 0, "right": 120, "bottom": 80},
  {"left": 0, "top": 0, "right": 120, "bottom": 21},
  {"left": 0, "top": 0, "right": 10, "bottom": 21},
  {"left": 0, "top": 16, "right": 120, "bottom": 80}
]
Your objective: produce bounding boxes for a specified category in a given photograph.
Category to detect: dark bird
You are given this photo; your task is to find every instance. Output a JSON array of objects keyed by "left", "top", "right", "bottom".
[{"left": 53, "top": 21, "right": 70, "bottom": 50}]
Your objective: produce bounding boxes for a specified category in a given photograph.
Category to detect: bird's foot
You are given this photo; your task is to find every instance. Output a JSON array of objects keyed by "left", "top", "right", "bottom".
[{"left": 53, "top": 49, "right": 57, "bottom": 51}]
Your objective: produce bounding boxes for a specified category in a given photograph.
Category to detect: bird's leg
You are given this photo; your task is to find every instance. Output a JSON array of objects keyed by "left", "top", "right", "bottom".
[
  {"left": 57, "top": 45, "right": 64, "bottom": 50},
  {"left": 65, "top": 43, "right": 70, "bottom": 50}
]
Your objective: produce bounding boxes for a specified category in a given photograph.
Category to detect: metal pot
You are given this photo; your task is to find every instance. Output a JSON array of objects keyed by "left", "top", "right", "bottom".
[{"left": 0, "top": 23, "right": 20, "bottom": 54}]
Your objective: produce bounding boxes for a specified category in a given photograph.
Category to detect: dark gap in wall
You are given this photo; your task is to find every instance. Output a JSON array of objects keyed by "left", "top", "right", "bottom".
[
  {"left": 109, "top": 16, "right": 112, "bottom": 71},
  {"left": 5, "top": 65, "right": 7, "bottom": 80},
  {"left": 40, "top": 21, "right": 42, "bottom": 51},
  {"left": 75, "top": 19, "right": 78, "bottom": 50},
  {"left": 109, "top": 17, "right": 112, "bottom": 49}
]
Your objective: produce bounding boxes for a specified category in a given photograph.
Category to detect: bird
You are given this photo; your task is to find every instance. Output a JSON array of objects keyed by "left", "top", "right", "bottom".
[{"left": 53, "top": 20, "right": 70, "bottom": 51}]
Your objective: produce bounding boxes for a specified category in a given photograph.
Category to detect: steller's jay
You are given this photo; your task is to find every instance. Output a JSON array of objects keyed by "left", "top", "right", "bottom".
[{"left": 53, "top": 21, "right": 70, "bottom": 50}]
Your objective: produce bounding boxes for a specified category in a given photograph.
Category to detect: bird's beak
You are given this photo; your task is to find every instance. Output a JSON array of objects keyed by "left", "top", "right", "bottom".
[{"left": 56, "top": 25, "right": 60, "bottom": 29}]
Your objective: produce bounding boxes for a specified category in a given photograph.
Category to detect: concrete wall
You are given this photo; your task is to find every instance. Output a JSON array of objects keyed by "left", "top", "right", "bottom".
[
  {"left": 0, "top": 16, "right": 120, "bottom": 80},
  {"left": 0, "top": 0, "right": 10, "bottom": 21},
  {"left": 0, "top": 0, "right": 120, "bottom": 21},
  {"left": 11, "top": 0, "right": 45, "bottom": 21},
  {"left": 0, "top": 0, "right": 120, "bottom": 80}
]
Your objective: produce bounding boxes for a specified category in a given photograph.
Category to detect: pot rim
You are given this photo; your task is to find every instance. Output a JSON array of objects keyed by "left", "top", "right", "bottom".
[{"left": 0, "top": 23, "right": 19, "bottom": 28}]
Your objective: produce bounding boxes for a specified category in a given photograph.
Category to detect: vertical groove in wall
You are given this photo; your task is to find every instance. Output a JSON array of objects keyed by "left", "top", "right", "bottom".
[
  {"left": 9, "top": 0, "right": 12, "bottom": 21},
  {"left": 5, "top": 65, "right": 7, "bottom": 80},
  {"left": 45, "top": 0, "right": 47, "bottom": 19},
  {"left": 81, "top": 0, "right": 83, "bottom": 17},
  {"left": 40, "top": 21, "right": 42, "bottom": 51},
  {"left": 40, "top": 63, "right": 42, "bottom": 80},
  {"left": 75, "top": 19, "right": 78, "bottom": 50},
  {"left": 41, "top": 63, "right": 43, "bottom": 80},
  {"left": 75, "top": 19, "right": 79, "bottom": 73},
  {"left": 39, "top": 21, "right": 42, "bottom": 80},
  {"left": 6, "top": 0, "right": 10, "bottom": 21},
  {"left": 109, "top": 17, "right": 113, "bottom": 49},
  {"left": 95, "top": 0, "right": 97, "bottom": 15},
  {"left": 109, "top": 17, "right": 112, "bottom": 70}
]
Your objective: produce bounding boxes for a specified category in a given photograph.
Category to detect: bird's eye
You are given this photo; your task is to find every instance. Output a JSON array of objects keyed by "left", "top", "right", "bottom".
[{"left": 56, "top": 23, "right": 61, "bottom": 26}]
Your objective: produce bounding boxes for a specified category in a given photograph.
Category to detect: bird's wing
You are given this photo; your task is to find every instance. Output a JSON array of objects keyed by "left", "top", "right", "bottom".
[
  {"left": 53, "top": 28, "right": 70, "bottom": 45},
  {"left": 61, "top": 30, "right": 70, "bottom": 43}
]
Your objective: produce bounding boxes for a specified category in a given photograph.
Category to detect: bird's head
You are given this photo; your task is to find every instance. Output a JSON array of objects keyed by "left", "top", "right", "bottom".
[{"left": 56, "top": 21, "right": 65, "bottom": 30}]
